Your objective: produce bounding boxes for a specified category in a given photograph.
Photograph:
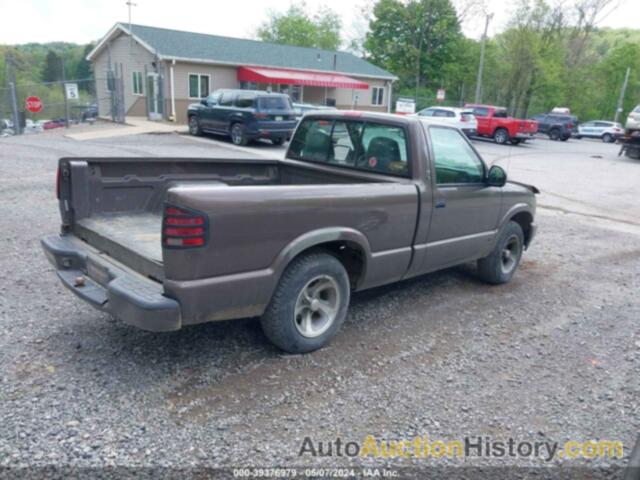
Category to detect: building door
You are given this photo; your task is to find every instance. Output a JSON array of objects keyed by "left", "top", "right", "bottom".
[{"left": 146, "top": 72, "right": 164, "bottom": 121}]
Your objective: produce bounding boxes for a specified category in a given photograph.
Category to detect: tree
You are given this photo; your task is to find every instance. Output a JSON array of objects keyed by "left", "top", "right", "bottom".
[
  {"left": 42, "top": 50, "right": 62, "bottom": 82},
  {"left": 75, "top": 44, "right": 94, "bottom": 80},
  {"left": 257, "top": 4, "right": 342, "bottom": 51},
  {"left": 364, "top": 0, "right": 462, "bottom": 94}
]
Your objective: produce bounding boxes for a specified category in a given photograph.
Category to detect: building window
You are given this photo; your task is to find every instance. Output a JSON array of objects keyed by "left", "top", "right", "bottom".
[
  {"left": 189, "top": 73, "right": 210, "bottom": 99},
  {"left": 132, "top": 71, "right": 144, "bottom": 95},
  {"left": 371, "top": 86, "right": 385, "bottom": 106}
]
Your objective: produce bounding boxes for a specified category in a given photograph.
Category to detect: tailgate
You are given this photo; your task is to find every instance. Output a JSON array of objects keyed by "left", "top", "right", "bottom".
[{"left": 41, "top": 234, "right": 181, "bottom": 331}]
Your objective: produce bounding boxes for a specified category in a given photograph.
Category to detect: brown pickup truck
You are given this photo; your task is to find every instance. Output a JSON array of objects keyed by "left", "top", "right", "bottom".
[{"left": 42, "top": 111, "right": 538, "bottom": 353}]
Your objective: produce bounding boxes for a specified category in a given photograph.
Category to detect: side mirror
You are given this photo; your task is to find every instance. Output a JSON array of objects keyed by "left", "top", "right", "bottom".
[
  {"left": 487, "top": 165, "right": 507, "bottom": 187},
  {"left": 200, "top": 98, "right": 209, "bottom": 106}
]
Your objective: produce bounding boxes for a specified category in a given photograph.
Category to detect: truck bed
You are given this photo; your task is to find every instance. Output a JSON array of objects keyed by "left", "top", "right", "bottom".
[{"left": 61, "top": 157, "right": 400, "bottom": 283}]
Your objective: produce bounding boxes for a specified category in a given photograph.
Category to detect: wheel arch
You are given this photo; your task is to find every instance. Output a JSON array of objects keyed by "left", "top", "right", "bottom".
[
  {"left": 270, "top": 228, "right": 371, "bottom": 292},
  {"left": 500, "top": 206, "right": 534, "bottom": 249}
]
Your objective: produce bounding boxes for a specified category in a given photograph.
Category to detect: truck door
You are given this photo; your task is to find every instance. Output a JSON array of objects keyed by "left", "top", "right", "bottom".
[
  {"left": 418, "top": 125, "right": 502, "bottom": 272},
  {"left": 471, "top": 106, "right": 490, "bottom": 136}
]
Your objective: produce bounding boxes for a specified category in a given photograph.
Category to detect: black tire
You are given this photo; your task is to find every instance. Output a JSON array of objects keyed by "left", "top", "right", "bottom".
[
  {"left": 188, "top": 115, "right": 201, "bottom": 136},
  {"left": 477, "top": 221, "right": 525, "bottom": 285},
  {"left": 602, "top": 133, "right": 613, "bottom": 143},
  {"left": 575, "top": 135, "right": 582, "bottom": 140},
  {"left": 271, "top": 137, "right": 285, "bottom": 146},
  {"left": 494, "top": 128, "right": 509, "bottom": 145},
  {"left": 230, "top": 123, "right": 249, "bottom": 146},
  {"left": 548, "top": 128, "right": 560, "bottom": 141},
  {"left": 260, "top": 251, "right": 350, "bottom": 353},
  {"left": 510, "top": 138, "right": 521, "bottom": 145},
  {"left": 560, "top": 135, "right": 569, "bottom": 142}
]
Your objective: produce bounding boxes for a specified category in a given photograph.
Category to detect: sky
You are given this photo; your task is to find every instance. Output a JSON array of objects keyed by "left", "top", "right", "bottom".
[{"left": 0, "top": 0, "right": 637, "bottom": 46}]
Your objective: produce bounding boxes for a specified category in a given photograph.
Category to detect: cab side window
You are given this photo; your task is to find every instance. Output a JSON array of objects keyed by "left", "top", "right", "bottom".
[
  {"left": 429, "top": 127, "right": 485, "bottom": 184},
  {"left": 472, "top": 107, "right": 489, "bottom": 117}
]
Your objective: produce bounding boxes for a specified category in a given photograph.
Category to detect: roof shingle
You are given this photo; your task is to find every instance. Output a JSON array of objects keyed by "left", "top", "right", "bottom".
[{"left": 123, "top": 23, "right": 395, "bottom": 79}]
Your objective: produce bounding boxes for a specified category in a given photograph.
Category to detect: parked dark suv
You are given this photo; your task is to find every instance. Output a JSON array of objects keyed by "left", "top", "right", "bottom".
[
  {"left": 188, "top": 89, "right": 297, "bottom": 146},
  {"left": 531, "top": 113, "right": 578, "bottom": 141}
]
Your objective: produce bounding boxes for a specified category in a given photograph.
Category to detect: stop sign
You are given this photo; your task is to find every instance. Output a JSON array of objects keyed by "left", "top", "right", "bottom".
[{"left": 25, "top": 96, "right": 43, "bottom": 113}]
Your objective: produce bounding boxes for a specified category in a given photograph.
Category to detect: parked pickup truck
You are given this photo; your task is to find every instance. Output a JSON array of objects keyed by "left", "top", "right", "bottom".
[
  {"left": 42, "top": 112, "right": 538, "bottom": 353},
  {"left": 466, "top": 104, "right": 538, "bottom": 145}
]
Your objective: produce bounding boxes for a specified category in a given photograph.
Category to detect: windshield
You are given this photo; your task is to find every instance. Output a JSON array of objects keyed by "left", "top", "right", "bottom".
[{"left": 258, "top": 96, "right": 292, "bottom": 110}]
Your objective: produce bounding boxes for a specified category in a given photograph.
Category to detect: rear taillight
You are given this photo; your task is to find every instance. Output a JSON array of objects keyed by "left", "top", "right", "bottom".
[
  {"left": 254, "top": 112, "right": 269, "bottom": 119},
  {"left": 162, "top": 205, "right": 208, "bottom": 248},
  {"left": 567, "top": 123, "right": 574, "bottom": 129}
]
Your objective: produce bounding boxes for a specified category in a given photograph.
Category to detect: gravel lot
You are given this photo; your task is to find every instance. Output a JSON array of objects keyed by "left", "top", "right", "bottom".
[{"left": 0, "top": 129, "right": 638, "bottom": 475}]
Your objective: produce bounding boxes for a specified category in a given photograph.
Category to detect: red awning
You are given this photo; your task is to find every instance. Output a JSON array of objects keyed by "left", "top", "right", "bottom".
[{"left": 237, "top": 66, "right": 369, "bottom": 89}]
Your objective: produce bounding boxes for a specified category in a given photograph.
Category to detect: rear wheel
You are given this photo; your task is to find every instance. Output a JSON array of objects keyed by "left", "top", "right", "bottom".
[
  {"left": 188, "top": 116, "right": 201, "bottom": 136},
  {"left": 510, "top": 138, "right": 521, "bottom": 145},
  {"left": 260, "top": 251, "right": 350, "bottom": 353},
  {"left": 230, "top": 123, "right": 249, "bottom": 146},
  {"left": 271, "top": 137, "right": 285, "bottom": 146},
  {"left": 494, "top": 128, "right": 509, "bottom": 145},
  {"left": 549, "top": 128, "right": 560, "bottom": 141},
  {"left": 602, "top": 133, "right": 613, "bottom": 143},
  {"left": 477, "top": 221, "right": 524, "bottom": 284}
]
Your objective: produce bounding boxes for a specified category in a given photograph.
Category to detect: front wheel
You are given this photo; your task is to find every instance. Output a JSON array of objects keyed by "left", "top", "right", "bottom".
[
  {"left": 494, "top": 128, "right": 509, "bottom": 145},
  {"left": 477, "top": 221, "right": 525, "bottom": 284},
  {"left": 260, "top": 252, "right": 350, "bottom": 353},
  {"left": 510, "top": 138, "right": 521, "bottom": 145},
  {"left": 271, "top": 137, "right": 285, "bottom": 146}
]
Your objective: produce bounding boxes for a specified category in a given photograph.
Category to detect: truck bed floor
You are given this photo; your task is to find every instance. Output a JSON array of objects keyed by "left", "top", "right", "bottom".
[{"left": 75, "top": 213, "right": 163, "bottom": 280}]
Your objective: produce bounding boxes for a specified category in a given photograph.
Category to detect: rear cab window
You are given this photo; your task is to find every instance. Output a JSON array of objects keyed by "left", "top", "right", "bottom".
[{"left": 288, "top": 118, "right": 410, "bottom": 177}]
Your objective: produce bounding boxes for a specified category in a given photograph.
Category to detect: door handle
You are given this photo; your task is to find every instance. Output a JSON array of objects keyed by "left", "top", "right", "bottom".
[{"left": 435, "top": 200, "right": 446, "bottom": 209}]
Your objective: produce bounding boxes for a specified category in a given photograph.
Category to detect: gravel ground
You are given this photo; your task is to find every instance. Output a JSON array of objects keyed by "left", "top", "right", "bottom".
[{"left": 0, "top": 131, "right": 638, "bottom": 476}]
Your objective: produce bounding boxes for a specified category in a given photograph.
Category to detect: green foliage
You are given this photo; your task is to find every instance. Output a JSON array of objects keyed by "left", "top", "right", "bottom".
[
  {"left": 257, "top": 3, "right": 342, "bottom": 51},
  {"left": 42, "top": 50, "right": 63, "bottom": 82},
  {"left": 363, "top": 0, "right": 639, "bottom": 122},
  {"left": 364, "top": 0, "right": 461, "bottom": 92}
]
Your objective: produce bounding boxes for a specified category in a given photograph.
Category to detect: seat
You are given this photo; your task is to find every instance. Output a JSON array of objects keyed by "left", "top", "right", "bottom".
[
  {"left": 364, "top": 136, "right": 401, "bottom": 173},
  {"left": 302, "top": 129, "right": 332, "bottom": 161}
]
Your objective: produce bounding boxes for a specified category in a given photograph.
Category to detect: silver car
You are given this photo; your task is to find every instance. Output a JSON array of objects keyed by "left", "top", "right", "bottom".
[
  {"left": 626, "top": 105, "right": 640, "bottom": 131},
  {"left": 415, "top": 106, "right": 478, "bottom": 137},
  {"left": 576, "top": 120, "right": 624, "bottom": 143}
]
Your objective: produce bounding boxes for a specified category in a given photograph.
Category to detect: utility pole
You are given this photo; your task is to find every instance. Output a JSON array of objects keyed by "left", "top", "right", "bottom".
[
  {"left": 7, "top": 53, "right": 21, "bottom": 135},
  {"left": 474, "top": 13, "right": 493, "bottom": 104},
  {"left": 614, "top": 67, "right": 630, "bottom": 124},
  {"left": 61, "top": 56, "right": 70, "bottom": 128}
]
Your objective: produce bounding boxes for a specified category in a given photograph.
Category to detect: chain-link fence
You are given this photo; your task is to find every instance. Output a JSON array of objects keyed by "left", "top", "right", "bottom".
[{"left": 0, "top": 74, "right": 125, "bottom": 135}]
